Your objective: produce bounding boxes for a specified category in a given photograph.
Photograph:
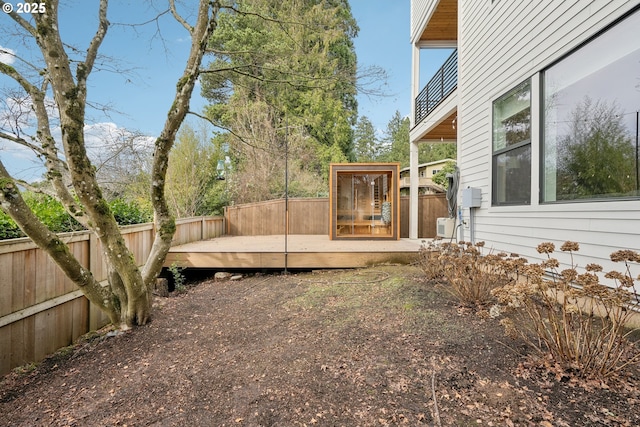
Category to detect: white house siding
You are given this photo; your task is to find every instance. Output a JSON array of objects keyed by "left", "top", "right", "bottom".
[
  {"left": 411, "top": 0, "right": 435, "bottom": 43},
  {"left": 457, "top": 0, "right": 640, "bottom": 277}
]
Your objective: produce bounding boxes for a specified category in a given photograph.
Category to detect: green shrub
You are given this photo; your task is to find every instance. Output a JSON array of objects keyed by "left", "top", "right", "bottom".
[
  {"left": 0, "top": 193, "right": 153, "bottom": 240},
  {"left": 23, "top": 193, "right": 84, "bottom": 233},
  {"left": 109, "top": 198, "right": 152, "bottom": 225},
  {"left": 0, "top": 193, "right": 84, "bottom": 239},
  {"left": 0, "top": 212, "right": 24, "bottom": 239},
  {"left": 168, "top": 262, "right": 186, "bottom": 293}
]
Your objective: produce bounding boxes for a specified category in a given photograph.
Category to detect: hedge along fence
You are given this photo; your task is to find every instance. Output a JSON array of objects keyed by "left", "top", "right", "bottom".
[{"left": 0, "top": 216, "right": 225, "bottom": 377}]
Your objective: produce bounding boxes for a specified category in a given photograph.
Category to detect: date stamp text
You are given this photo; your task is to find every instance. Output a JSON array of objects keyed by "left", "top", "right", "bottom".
[{"left": 2, "top": 2, "right": 47, "bottom": 14}]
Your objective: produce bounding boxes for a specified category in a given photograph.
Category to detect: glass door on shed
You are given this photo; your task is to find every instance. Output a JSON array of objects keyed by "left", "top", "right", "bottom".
[{"left": 330, "top": 164, "right": 399, "bottom": 240}]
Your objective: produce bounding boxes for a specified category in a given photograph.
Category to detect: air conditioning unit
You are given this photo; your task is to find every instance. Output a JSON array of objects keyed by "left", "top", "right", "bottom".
[{"left": 436, "top": 217, "right": 456, "bottom": 238}]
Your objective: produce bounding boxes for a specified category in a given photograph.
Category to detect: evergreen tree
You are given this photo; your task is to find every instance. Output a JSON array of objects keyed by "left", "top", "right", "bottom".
[
  {"left": 556, "top": 98, "right": 636, "bottom": 199},
  {"left": 378, "top": 111, "right": 410, "bottom": 167},
  {"left": 419, "top": 142, "right": 456, "bottom": 163},
  {"left": 354, "top": 116, "right": 378, "bottom": 162},
  {"left": 200, "top": 0, "right": 359, "bottom": 203},
  {"left": 432, "top": 161, "right": 457, "bottom": 189}
]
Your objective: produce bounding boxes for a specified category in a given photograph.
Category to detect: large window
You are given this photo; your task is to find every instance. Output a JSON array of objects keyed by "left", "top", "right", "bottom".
[
  {"left": 542, "top": 9, "right": 640, "bottom": 202},
  {"left": 492, "top": 80, "right": 532, "bottom": 205}
]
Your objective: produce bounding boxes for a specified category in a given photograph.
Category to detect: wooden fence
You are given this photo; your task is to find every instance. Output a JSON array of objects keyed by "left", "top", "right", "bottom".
[
  {"left": 226, "top": 198, "right": 330, "bottom": 236},
  {"left": 0, "top": 216, "right": 225, "bottom": 377},
  {"left": 0, "top": 195, "right": 447, "bottom": 377},
  {"left": 400, "top": 194, "right": 448, "bottom": 238},
  {"left": 226, "top": 195, "right": 448, "bottom": 238}
]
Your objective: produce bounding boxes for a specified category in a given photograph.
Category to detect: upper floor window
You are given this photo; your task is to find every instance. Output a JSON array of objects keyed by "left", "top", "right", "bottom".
[
  {"left": 542, "top": 9, "right": 640, "bottom": 202},
  {"left": 492, "top": 79, "right": 532, "bottom": 205}
]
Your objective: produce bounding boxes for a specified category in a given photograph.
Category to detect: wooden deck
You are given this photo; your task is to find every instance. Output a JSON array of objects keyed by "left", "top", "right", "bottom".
[{"left": 165, "top": 235, "right": 425, "bottom": 269}]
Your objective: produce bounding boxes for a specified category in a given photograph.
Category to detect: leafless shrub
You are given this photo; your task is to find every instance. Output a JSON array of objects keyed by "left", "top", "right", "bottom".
[
  {"left": 493, "top": 242, "right": 640, "bottom": 379},
  {"left": 420, "top": 239, "right": 640, "bottom": 379},
  {"left": 419, "top": 240, "right": 522, "bottom": 308},
  {"left": 417, "top": 240, "right": 449, "bottom": 281}
]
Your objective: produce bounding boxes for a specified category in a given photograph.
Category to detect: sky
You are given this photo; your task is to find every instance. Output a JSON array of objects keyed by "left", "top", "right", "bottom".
[
  {"left": 0, "top": 0, "right": 441, "bottom": 181},
  {"left": 350, "top": 0, "right": 412, "bottom": 133}
]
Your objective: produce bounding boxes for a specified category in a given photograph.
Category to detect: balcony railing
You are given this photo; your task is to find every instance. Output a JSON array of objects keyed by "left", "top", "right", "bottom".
[{"left": 415, "top": 49, "right": 457, "bottom": 126}]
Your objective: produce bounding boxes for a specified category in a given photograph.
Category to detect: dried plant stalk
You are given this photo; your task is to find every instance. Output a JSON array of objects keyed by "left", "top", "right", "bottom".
[{"left": 492, "top": 242, "right": 640, "bottom": 379}]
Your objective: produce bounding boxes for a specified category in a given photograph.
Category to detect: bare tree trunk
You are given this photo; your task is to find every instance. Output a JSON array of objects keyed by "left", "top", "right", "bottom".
[
  {"left": 0, "top": 0, "right": 221, "bottom": 328},
  {"left": 0, "top": 162, "right": 120, "bottom": 325},
  {"left": 27, "top": 0, "right": 150, "bottom": 327},
  {"left": 141, "top": 0, "right": 221, "bottom": 287}
]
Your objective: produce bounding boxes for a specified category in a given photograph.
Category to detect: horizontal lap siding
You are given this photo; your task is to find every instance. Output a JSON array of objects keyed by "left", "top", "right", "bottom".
[
  {"left": 458, "top": 0, "right": 640, "bottom": 273},
  {"left": 411, "top": 0, "right": 434, "bottom": 42}
]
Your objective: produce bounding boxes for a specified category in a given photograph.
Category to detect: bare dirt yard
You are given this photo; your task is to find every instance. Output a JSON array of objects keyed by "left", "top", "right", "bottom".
[{"left": 1, "top": 266, "right": 639, "bottom": 426}]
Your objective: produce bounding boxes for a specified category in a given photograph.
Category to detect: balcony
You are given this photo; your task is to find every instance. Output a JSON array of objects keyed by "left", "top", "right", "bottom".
[{"left": 414, "top": 49, "right": 457, "bottom": 126}]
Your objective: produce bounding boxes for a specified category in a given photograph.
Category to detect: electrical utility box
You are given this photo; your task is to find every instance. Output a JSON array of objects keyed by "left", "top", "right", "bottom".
[{"left": 462, "top": 187, "right": 482, "bottom": 208}]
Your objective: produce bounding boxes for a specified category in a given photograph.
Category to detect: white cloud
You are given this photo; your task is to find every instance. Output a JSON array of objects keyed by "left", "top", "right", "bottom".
[
  {"left": 0, "top": 66, "right": 158, "bottom": 182},
  {"left": 0, "top": 139, "right": 47, "bottom": 182},
  {"left": 0, "top": 115, "right": 156, "bottom": 182},
  {"left": 84, "top": 122, "right": 155, "bottom": 151},
  {"left": 83, "top": 122, "right": 155, "bottom": 169},
  {"left": 1, "top": 94, "right": 59, "bottom": 133},
  {"left": 0, "top": 45, "right": 16, "bottom": 65}
]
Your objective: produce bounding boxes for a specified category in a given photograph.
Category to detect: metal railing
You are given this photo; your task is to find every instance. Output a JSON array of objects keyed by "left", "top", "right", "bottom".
[{"left": 415, "top": 49, "right": 458, "bottom": 126}]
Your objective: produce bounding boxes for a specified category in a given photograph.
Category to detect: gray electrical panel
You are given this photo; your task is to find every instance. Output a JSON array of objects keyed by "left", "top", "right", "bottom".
[{"left": 462, "top": 187, "right": 481, "bottom": 208}]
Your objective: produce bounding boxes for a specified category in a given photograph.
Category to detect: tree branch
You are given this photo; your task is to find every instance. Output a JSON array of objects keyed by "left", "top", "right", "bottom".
[
  {"left": 142, "top": 0, "right": 221, "bottom": 285},
  {"left": 14, "top": 179, "right": 58, "bottom": 198},
  {"left": 80, "top": 0, "right": 110, "bottom": 84},
  {"left": 0, "top": 62, "right": 41, "bottom": 95},
  {"left": 0, "top": 47, "right": 43, "bottom": 77},
  {"left": 0, "top": 58, "right": 86, "bottom": 226},
  {"left": 169, "top": 0, "right": 193, "bottom": 32},
  {"left": 187, "top": 110, "right": 272, "bottom": 153},
  {"left": 0, "top": 130, "right": 47, "bottom": 157},
  {"left": 0, "top": 0, "right": 37, "bottom": 36},
  {"left": 0, "top": 160, "right": 118, "bottom": 324},
  {"left": 200, "top": 63, "right": 341, "bottom": 90},
  {"left": 222, "top": 4, "right": 304, "bottom": 27}
]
